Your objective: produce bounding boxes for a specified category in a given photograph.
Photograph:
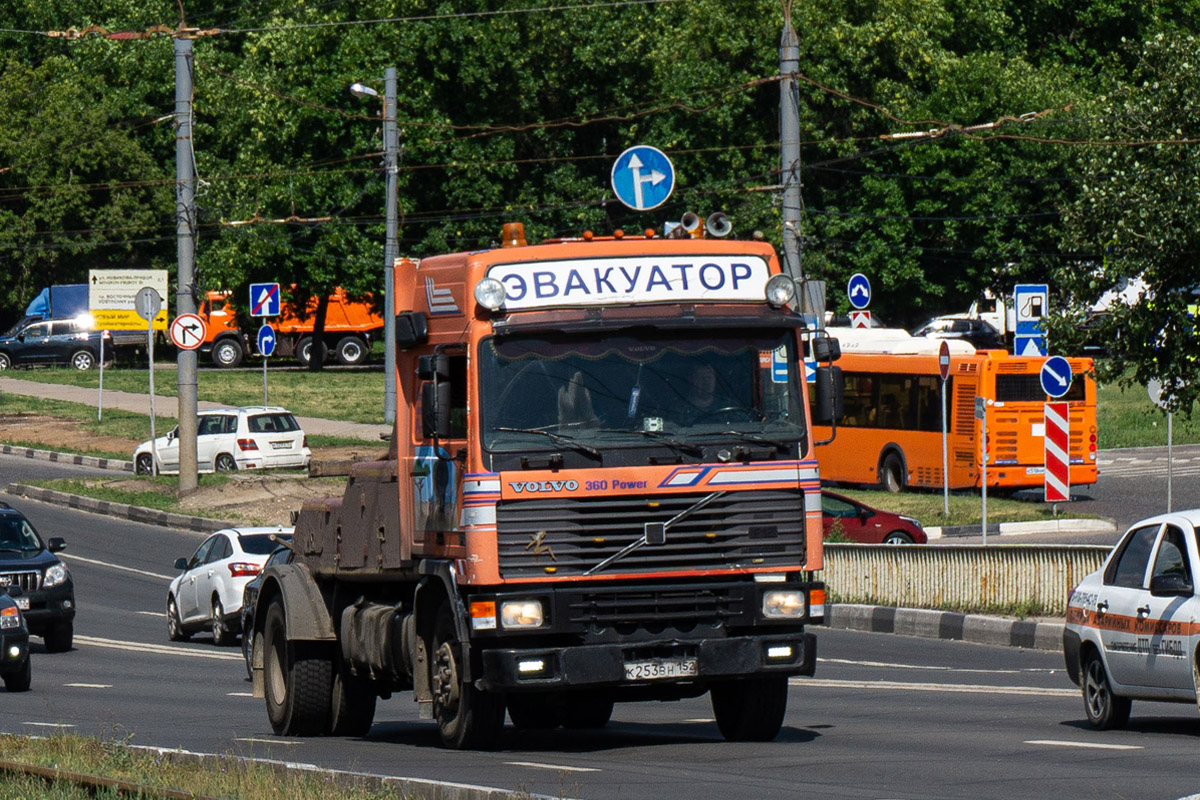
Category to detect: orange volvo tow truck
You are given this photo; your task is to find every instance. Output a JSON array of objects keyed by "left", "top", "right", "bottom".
[{"left": 247, "top": 220, "right": 834, "bottom": 748}]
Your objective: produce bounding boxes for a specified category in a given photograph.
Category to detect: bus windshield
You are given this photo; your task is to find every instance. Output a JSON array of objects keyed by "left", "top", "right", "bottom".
[{"left": 479, "top": 330, "right": 806, "bottom": 453}]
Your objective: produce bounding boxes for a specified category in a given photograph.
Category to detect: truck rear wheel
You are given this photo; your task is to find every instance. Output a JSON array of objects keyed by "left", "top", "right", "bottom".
[
  {"left": 329, "top": 655, "right": 377, "bottom": 737},
  {"left": 430, "top": 601, "right": 505, "bottom": 749},
  {"left": 334, "top": 336, "right": 367, "bottom": 366},
  {"left": 212, "top": 338, "right": 244, "bottom": 368},
  {"left": 264, "top": 598, "right": 332, "bottom": 736},
  {"left": 710, "top": 676, "right": 788, "bottom": 742}
]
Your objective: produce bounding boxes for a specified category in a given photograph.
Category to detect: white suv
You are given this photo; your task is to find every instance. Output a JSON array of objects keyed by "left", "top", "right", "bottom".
[{"left": 134, "top": 406, "right": 311, "bottom": 475}]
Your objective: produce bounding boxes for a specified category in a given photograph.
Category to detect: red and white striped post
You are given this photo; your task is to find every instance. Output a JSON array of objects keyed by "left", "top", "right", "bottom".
[{"left": 1044, "top": 401, "right": 1070, "bottom": 502}]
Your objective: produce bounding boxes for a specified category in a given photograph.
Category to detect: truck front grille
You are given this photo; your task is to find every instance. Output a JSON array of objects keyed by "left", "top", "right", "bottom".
[
  {"left": 565, "top": 585, "right": 748, "bottom": 628},
  {"left": 496, "top": 489, "right": 806, "bottom": 578}
]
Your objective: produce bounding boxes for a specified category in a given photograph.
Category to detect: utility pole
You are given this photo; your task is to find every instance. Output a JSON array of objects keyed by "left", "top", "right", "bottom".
[
  {"left": 383, "top": 67, "right": 399, "bottom": 424},
  {"left": 176, "top": 36, "right": 200, "bottom": 494},
  {"left": 779, "top": 18, "right": 803, "bottom": 284}
]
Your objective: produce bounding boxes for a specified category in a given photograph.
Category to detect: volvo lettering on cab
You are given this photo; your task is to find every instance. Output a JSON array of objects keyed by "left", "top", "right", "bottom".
[{"left": 246, "top": 220, "right": 837, "bottom": 749}]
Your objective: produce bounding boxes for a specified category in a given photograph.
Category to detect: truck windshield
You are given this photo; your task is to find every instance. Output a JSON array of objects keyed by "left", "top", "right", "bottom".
[{"left": 480, "top": 330, "right": 807, "bottom": 454}]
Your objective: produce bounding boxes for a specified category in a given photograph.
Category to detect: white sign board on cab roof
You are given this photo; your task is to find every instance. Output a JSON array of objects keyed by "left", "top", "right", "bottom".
[{"left": 488, "top": 255, "right": 770, "bottom": 311}]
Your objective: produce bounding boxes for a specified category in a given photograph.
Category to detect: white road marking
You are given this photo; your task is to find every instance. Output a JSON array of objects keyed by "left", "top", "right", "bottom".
[
  {"left": 793, "top": 678, "right": 1076, "bottom": 697},
  {"left": 683, "top": 718, "right": 716, "bottom": 723},
  {"left": 59, "top": 553, "right": 174, "bottom": 581},
  {"left": 64, "top": 683, "right": 112, "bottom": 688},
  {"left": 505, "top": 761, "right": 600, "bottom": 773},
  {"left": 227, "top": 692, "right": 254, "bottom": 697},
  {"left": 23, "top": 722, "right": 74, "bottom": 728},
  {"left": 234, "top": 737, "right": 302, "bottom": 745},
  {"left": 1026, "top": 739, "right": 1142, "bottom": 751},
  {"left": 819, "top": 657, "right": 1052, "bottom": 675},
  {"left": 136, "top": 611, "right": 164, "bottom": 618},
  {"left": 74, "top": 634, "right": 242, "bottom": 661}
]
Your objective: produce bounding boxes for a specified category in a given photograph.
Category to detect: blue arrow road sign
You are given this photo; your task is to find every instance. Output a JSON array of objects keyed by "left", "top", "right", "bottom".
[
  {"left": 250, "top": 282, "right": 281, "bottom": 317},
  {"left": 257, "top": 323, "right": 277, "bottom": 357},
  {"left": 611, "top": 146, "right": 675, "bottom": 211},
  {"left": 1040, "top": 355, "right": 1072, "bottom": 398},
  {"left": 847, "top": 273, "right": 871, "bottom": 309}
]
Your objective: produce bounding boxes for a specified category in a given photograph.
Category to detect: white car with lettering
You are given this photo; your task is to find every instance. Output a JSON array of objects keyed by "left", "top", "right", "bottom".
[{"left": 1063, "top": 510, "right": 1200, "bottom": 729}]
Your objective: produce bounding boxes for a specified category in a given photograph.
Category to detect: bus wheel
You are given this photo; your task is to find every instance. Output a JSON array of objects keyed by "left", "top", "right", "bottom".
[
  {"left": 879, "top": 453, "right": 906, "bottom": 493},
  {"left": 430, "top": 601, "right": 506, "bottom": 749}
]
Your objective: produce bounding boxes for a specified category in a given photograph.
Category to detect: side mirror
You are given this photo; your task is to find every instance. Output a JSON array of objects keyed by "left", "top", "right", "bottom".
[
  {"left": 422, "top": 380, "right": 452, "bottom": 439},
  {"left": 417, "top": 353, "right": 449, "bottom": 381},
  {"left": 813, "top": 366, "right": 844, "bottom": 425},
  {"left": 47, "top": 537, "right": 66, "bottom": 553},
  {"left": 174, "top": 557, "right": 189, "bottom": 571},
  {"left": 812, "top": 336, "right": 841, "bottom": 363},
  {"left": 395, "top": 312, "right": 429, "bottom": 349},
  {"left": 1150, "top": 573, "right": 1193, "bottom": 597},
  {"left": 167, "top": 427, "right": 178, "bottom": 442}
]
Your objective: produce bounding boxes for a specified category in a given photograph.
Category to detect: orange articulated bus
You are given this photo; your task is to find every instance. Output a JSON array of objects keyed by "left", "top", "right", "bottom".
[{"left": 813, "top": 328, "right": 1099, "bottom": 492}]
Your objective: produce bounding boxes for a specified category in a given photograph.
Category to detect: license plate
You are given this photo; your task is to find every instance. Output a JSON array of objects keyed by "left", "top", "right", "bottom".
[
  {"left": 1025, "top": 467, "right": 1045, "bottom": 475},
  {"left": 624, "top": 658, "right": 698, "bottom": 681},
  {"left": 15, "top": 597, "right": 28, "bottom": 610},
  {"left": 271, "top": 441, "right": 292, "bottom": 450}
]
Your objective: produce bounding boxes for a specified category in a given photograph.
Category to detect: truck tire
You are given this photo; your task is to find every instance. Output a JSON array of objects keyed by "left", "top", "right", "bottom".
[
  {"left": 264, "top": 598, "right": 332, "bottom": 736},
  {"left": 3, "top": 657, "right": 31, "bottom": 692},
  {"left": 507, "top": 693, "right": 566, "bottom": 730},
  {"left": 70, "top": 349, "right": 96, "bottom": 370},
  {"left": 329, "top": 655, "right": 377, "bottom": 736},
  {"left": 879, "top": 451, "right": 906, "bottom": 493},
  {"left": 430, "top": 601, "right": 505, "bottom": 749},
  {"left": 563, "top": 692, "right": 614, "bottom": 729},
  {"left": 295, "top": 337, "right": 318, "bottom": 367},
  {"left": 334, "top": 336, "right": 367, "bottom": 366},
  {"left": 212, "top": 338, "right": 245, "bottom": 368},
  {"left": 710, "top": 676, "right": 788, "bottom": 742}
]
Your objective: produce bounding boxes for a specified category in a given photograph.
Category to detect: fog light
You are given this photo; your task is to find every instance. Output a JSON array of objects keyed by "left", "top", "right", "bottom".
[
  {"left": 7, "top": 645, "right": 19, "bottom": 659},
  {"left": 62, "top": 598, "right": 73, "bottom": 610},
  {"left": 474, "top": 278, "right": 506, "bottom": 310},
  {"left": 762, "top": 590, "right": 806, "bottom": 618},
  {"left": 518, "top": 659, "right": 546, "bottom": 674},
  {"left": 501, "top": 600, "right": 544, "bottom": 629},
  {"left": 767, "top": 645, "right": 793, "bottom": 660}
]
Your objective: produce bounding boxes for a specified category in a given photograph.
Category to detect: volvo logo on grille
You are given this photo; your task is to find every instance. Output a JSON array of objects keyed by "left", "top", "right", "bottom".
[{"left": 509, "top": 480, "right": 578, "bottom": 493}]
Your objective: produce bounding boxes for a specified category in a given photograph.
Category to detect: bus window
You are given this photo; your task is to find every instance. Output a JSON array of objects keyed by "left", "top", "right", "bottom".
[{"left": 913, "top": 375, "right": 941, "bottom": 432}]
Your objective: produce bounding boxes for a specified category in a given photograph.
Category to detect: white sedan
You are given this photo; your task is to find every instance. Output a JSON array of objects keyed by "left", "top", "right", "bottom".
[
  {"left": 1064, "top": 509, "right": 1200, "bottom": 729},
  {"left": 167, "top": 527, "right": 292, "bottom": 645}
]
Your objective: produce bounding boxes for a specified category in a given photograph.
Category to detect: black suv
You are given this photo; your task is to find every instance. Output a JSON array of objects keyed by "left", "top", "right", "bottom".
[
  {"left": 0, "top": 503, "right": 75, "bottom": 652},
  {"left": 0, "top": 317, "right": 112, "bottom": 370},
  {"left": 0, "top": 587, "right": 31, "bottom": 691}
]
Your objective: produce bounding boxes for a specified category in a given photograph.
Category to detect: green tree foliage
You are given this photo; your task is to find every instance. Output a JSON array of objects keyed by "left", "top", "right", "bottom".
[{"left": 1053, "top": 31, "right": 1200, "bottom": 412}]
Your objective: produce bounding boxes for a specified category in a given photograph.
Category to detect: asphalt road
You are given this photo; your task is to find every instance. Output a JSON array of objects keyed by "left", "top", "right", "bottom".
[{"left": 3, "top": 471, "right": 1200, "bottom": 799}]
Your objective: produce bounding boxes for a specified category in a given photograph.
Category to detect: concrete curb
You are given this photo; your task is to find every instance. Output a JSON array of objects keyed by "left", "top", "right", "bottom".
[
  {"left": 925, "top": 517, "right": 1117, "bottom": 539},
  {"left": 5, "top": 483, "right": 238, "bottom": 534},
  {"left": 0, "top": 444, "right": 133, "bottom": 472},
  {"left": 827, "top": 602, "right": 1063, "bottom": 651}
]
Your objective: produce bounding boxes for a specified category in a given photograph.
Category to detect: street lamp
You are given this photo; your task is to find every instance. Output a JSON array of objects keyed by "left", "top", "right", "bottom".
[{"left": 350, "top": 68, "right": 399, "bottom": 424}]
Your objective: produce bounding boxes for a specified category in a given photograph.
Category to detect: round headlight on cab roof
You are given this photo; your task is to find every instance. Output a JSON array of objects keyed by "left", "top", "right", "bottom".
[
  {"left": 765, "top": 274, "right": 796, "bottom": 308},
  {"left": 474, "top": 277, "right": 506, "bottom": 311}
]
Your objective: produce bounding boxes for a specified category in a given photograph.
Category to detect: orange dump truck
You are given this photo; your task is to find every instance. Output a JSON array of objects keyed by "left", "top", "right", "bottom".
[
  {"left": 246, "top": 222, "right": 832, "bottom": 749},
  {"left": 198, "top": 287, "right": 384, "bottom": 367}
]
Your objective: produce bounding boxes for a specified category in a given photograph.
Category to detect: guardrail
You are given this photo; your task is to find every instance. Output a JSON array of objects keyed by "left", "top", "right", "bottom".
[{"left": 823, "top": 543, "right": 1111, "bottom": 616}]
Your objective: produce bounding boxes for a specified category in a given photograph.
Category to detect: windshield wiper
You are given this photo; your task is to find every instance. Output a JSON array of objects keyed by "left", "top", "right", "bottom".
[
  {"left": 597, "top": 428, "right": 703, "bottom": 456},
  {"left": 492, "top": 426, "right": 602, "bottom": 460},
  {"left": 693, "top": 430, "right": 792, "bottom": 450}
]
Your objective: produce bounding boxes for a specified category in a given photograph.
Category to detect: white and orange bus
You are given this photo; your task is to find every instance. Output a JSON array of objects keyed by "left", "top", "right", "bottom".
[{"left": 812, "top": 328, "right": 1099, "bottom": 492}]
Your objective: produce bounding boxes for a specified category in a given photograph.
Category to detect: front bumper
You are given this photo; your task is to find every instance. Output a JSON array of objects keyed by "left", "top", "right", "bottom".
[
  {"left": 479, "top": 631, "right": 816, "bottom": 692},
  {"left": 0, "top": 629, "right": 30, "bottom": 674},
  {"left": 21, "top": 583, "right": 75, "bottom": 636}
]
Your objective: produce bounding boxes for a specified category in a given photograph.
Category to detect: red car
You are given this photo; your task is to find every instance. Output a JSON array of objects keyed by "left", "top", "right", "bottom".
[{"left": 821, "top": 490, "right": 927, "bottom": 544}]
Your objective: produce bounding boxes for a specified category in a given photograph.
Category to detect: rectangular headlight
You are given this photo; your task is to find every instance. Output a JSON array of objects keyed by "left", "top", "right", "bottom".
[
  {"left": 501, "top": 600, "right": 545, "bottom": 630},
  {"left": 762, "top": 590, "right": 806, "bottom": 619}
]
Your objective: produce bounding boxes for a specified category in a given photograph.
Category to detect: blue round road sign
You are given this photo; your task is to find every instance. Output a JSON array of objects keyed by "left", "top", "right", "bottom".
[
  {"left": 1040, "top": 355, "right": 1072, "bottom": 398},
  {"left": 611, "top": 146, "right": 675, "bottom": 211},
  {"left": 257, "top": 323, "right": 277, "bottom": 358},
  {"left": 847, "top": 273, "right": 872, "bottom": 310}
]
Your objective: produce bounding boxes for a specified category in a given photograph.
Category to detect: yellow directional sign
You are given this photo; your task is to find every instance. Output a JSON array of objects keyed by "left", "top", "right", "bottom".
[{"left": 88, "top": 269, "right": 169, "bottom": 331}]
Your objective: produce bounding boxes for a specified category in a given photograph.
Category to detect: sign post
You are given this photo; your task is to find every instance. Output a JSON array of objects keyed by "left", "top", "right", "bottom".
[
  {"left": 939, "top": 341, "right": 951, "bottom": 517},
  {"left": 975, "top": 396, "right": 988, "bottom": 544},
  {"left": 1148, "top": 378, "right": 1180, "bottom": 512},
  {"left": 610, "top": 146, "right": 675, "bottom": 211},
  {"left": 1040, "top": 356, "right": 1074, "bottom": 506},
  {"left": 135, "top": 287, "right": 164, "bottom": 473},
  {"left": 1013, "top": 283, "right": 1049, "bottom": 357},
  {"left": 257, "top": 324, "right": 277, "bottom": 406}
]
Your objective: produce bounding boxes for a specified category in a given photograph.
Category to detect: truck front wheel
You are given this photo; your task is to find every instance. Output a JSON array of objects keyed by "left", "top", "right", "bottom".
[
  {"left": 710, "top": 676, "right": 788, "bottom": 742},
  {"left": 212, "top": 338, "right": 244, "bottom": 368},
  {"left": 430, "top": 602, "right": 505, "bottom": 749},
  {"left": 264, "top": 598, "right": 332, "bottom": 736},
  {"left": 334, "top": 336, "right": 367, "bottom": 366}
]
